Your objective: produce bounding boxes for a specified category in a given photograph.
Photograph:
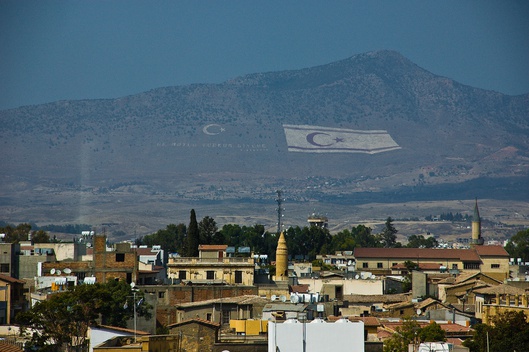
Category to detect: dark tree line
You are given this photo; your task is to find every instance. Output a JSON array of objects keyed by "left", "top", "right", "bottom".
[
  {"left": 0, "top": 223, "right": 52, "bottom": 243},
  {"left": 425, "top": 212, "right": 470, "bottom": 222},
  {"left": 138, "top": 215, "right": 405, "bottom": 260}
]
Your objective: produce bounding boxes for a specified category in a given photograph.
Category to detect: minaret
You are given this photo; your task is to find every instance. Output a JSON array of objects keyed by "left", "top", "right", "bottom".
[
  {"left": 275, "top": 231, "right": 288, "bottom": 281},
  {"left": 471, "top": 198, "right": 484, "bottom": 245}
]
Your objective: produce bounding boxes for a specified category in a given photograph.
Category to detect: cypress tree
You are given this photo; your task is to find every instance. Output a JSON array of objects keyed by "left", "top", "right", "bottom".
[{"left": 187, "top": 209, "right": 199, "bottom": 257}]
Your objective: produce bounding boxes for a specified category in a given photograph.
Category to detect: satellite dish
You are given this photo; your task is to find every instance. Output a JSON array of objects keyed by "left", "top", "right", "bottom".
[
  {"left": 56, "top": 270, "right": 61, "bottom": 275},
  {"left": 130, "top": 282, "right": 136, "bottom": 289},
  {"left": 280, "top": 295, "right": 287, "bottom": 302},
  {"left": 271, "top": 295, "right": 277, "bottom": 301},
  {"left": 290, "top": 294, "right": 300, "bottom": 304},
  {"left": 64, "top": 268, "right": 71, "bottom": 274},
  {"left": 355, "top": 274, "right": 360, "bottom": 280},
  {"left": 50, "top": 268, "right": 56, "bottom": 275},
  {"left": 416, "top": 308, "right": 422, "bottom": 316}
]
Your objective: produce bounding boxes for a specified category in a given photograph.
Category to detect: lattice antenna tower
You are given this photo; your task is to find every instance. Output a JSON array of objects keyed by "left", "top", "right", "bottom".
[{"left": 276, "top": 190, "right": 285, "bottom": 234}]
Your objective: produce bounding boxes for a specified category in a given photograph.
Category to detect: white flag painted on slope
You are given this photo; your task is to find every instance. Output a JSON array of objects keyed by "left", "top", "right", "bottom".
[{"left": 283, "top": 124, "right": 401, "bottom": 154}]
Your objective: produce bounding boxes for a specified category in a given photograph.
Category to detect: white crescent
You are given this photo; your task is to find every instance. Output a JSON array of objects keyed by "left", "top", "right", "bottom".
[{"left": 203, "top": 124, "right": 223, "bottom": 135}]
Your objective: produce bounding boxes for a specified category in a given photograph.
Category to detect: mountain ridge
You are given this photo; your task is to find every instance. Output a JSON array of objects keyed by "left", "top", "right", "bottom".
[{"left": 1, "top": 50, "right": 528, "bottom": 233}]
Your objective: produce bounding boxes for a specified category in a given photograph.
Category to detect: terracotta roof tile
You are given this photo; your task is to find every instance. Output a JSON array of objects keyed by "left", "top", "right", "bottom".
[
  {"left": 198, "top": 245, "right": 228, "bottom": 251},
  {"left": 0, "top": 274, "right": 26, "bottom": 284},
  {"left": 0, "top": 341, "right": 24, "bottom": 352},
  {"left": 473, "top": 284, "right": 527, "bottom": 295},
  {"left": 474, "top": 245, "right": 509, "bottom": 257}
]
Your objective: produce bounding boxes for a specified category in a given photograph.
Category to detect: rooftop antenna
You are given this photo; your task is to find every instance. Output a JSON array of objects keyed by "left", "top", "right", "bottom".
[{"left": 276, "top": 190, "right": 284, "bottom": 234}]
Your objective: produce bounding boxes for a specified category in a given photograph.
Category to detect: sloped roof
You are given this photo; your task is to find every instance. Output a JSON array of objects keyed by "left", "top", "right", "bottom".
[
  {"left": 416, "top": 297, "right": 448, "bottom": 310},
  {"left": 198, "top": 245, "right": 227, "bottom": 251},
  {"left": 176, "top": 295, "right": 268, "bottom": 309},
  {"left": 354, "top": 248, "right": 481, "bottom": 262},
  {"left": 95, "top": 325, "right": 150, "bottom": 335},
  {"left": 134, "top": 247, "right": 160, "bottom": 256},
  {"left": 474, "top": 245, "right": 509, "bottom": 257},
  {"left": 0, "top": 341, "right": 24, "bottom": 352},
  {"left": 473, "top": 284, "right": 527, "bottom": 295},
  {"left": 167, "top": 318, "right": 220, "bottom": 329},
  {"left": 0, "top": 273, "right": 25, "bottom": 284}
]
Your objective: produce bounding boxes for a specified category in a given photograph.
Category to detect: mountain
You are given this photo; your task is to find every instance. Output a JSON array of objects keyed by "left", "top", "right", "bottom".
[{"left": 1, "top": 50, "right": 528, "bottom": 233}]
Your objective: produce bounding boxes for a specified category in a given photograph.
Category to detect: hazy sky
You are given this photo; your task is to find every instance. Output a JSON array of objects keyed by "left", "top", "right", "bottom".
[{"left": 1, "top": 1, "right": 528, "bottom": 110}]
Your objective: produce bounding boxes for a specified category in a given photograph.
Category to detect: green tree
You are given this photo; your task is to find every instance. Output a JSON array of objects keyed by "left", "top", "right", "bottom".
[
  {"left": 406, "top": 234, "right": 438, "bottom": 248},
  {"left": 0, "top": 223, "right": 32, "bottom": 243},
  {"left": 380, "top": 217, "right": 399, "bottom": 248},
  {"left": 186, "top": 209, "right": 199, "bottom": 257},
  {"left": 402, "top": 260, "right": 419, "bottom": 292},
  {"left": 17, "top": 280, "right": 150, "bottom": 352},
  {"left": 31, "top": 229, "right": 50, "bottom": 243},
  {"left": 383, "top": 319, "right": 445, "bottom": 352},
  {"left": 198, "top": 216, "right": 217, "bottom": 245},
  {"left": 505, "top": 229, "right": 529, "bottom": 262},
  {"left": 383, "top": 318, "right": 420, "bottom": 352},
  {"left": 140, "top": 223, "right": 187, "bottom": 254},
  {"left": 351, "top": 225, "right": 380, "bottom": 248},
  {"left": 463, "top": 311, "right": 529, "bottom": 352},
  {"left": 418, "top": 321, "right": 445, "bottom": 343}
]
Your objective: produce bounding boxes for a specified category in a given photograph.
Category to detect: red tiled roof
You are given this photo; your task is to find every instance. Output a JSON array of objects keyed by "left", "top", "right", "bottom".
[
  {"left": 474, "top": 245, "right": 509, "bottom": 257},
  {"left": 135, "top": 247, "right": 159, "bottom": 256},
  {"left": 0, "top": 341, "right": 24, "bottom": 352},
  {"left": 0, "top": 273, "right": 26, "bottom": 284},
  {"left": 198, "top": 245, "right": 227, "bottom": 251},
  {"left": 354, "top": 248, "right": 481, "bottom": 262}
]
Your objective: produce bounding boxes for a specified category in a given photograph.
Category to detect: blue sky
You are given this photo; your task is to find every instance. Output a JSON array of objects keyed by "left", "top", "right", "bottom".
[{"left": 1, "top": 0, "right": 528, "bottom": 110}]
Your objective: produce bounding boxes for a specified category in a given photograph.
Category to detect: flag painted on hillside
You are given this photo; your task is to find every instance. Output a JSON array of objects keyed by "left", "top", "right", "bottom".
[{"left": 283, "top": 124, "right": 401, "bottom": 154}]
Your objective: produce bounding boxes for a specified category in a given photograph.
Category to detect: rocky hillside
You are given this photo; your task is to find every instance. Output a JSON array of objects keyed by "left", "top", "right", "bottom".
[{"left": 1, "top": 50, "right": 528, "bottom": 228}]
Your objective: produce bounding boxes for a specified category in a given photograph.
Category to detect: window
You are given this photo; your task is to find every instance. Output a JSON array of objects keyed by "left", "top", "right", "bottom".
[
  {"left": 464, "top": 263, "right": 480, "bottom": 269},
  {"left": 116, "top": 253, "right": 125, "bottom": 262},
  {"left": 362, "top": 262, "right": 368, "bottom": 268},
  {"left": 235, "top": 270, "right": 243, "bottom": 284},
  {"left": 392, "top": 263, "right": 397, "bottom": 267},
  {"left": 179, "top": 270, "right": 186, "bottom": 280},
  {"left": 452, "top": 264, "right": 458, "bottom": 270},
  {"left": 491, "top": 264, "right": 500, "bottom": 269},
  {"left": 377, "top": 262, "right": 383, "bottom": 269},
  {"left": 206, "top": 313, "right": 212, "bottom": 321},
  {"left": 0, "top": 264, "right": 9, "bottom": 273},
  {"left": 158, "top": 291, "right": 165, "bottom": 298},
  {"left": 206, "top": 271, "right": 215, "bottom": 280},
  {"left": 222, "top": 309, "right": 230, "bottom": 324}
]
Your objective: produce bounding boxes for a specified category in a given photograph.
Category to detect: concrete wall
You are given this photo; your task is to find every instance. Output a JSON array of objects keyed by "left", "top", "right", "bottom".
[
  {"left": 298, "top": 277, "right": 383, "bottom": 296},
  {"left": 143, "top": 285, "right": 258, "bottom": 327}
]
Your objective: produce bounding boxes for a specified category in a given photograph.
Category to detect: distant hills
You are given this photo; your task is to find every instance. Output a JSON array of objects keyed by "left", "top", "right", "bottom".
[{"left": 1, "top": 50, "right": 528, "bottom": 232}]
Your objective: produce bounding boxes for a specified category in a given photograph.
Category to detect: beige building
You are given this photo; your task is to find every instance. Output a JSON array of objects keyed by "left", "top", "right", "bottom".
[
  {"left": 167, "top": 245, "right": 255, "bottom": 286},
  {"left": 474, "top": 284, "right": 529, "bottom": 324},
  {"left": 353, "top": 246, "right": 509, "bottom": 280}
]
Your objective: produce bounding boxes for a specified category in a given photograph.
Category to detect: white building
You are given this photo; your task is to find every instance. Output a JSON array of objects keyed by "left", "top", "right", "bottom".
[{"left": 268, "top": 318, "right": 364, "bottom": 352}]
